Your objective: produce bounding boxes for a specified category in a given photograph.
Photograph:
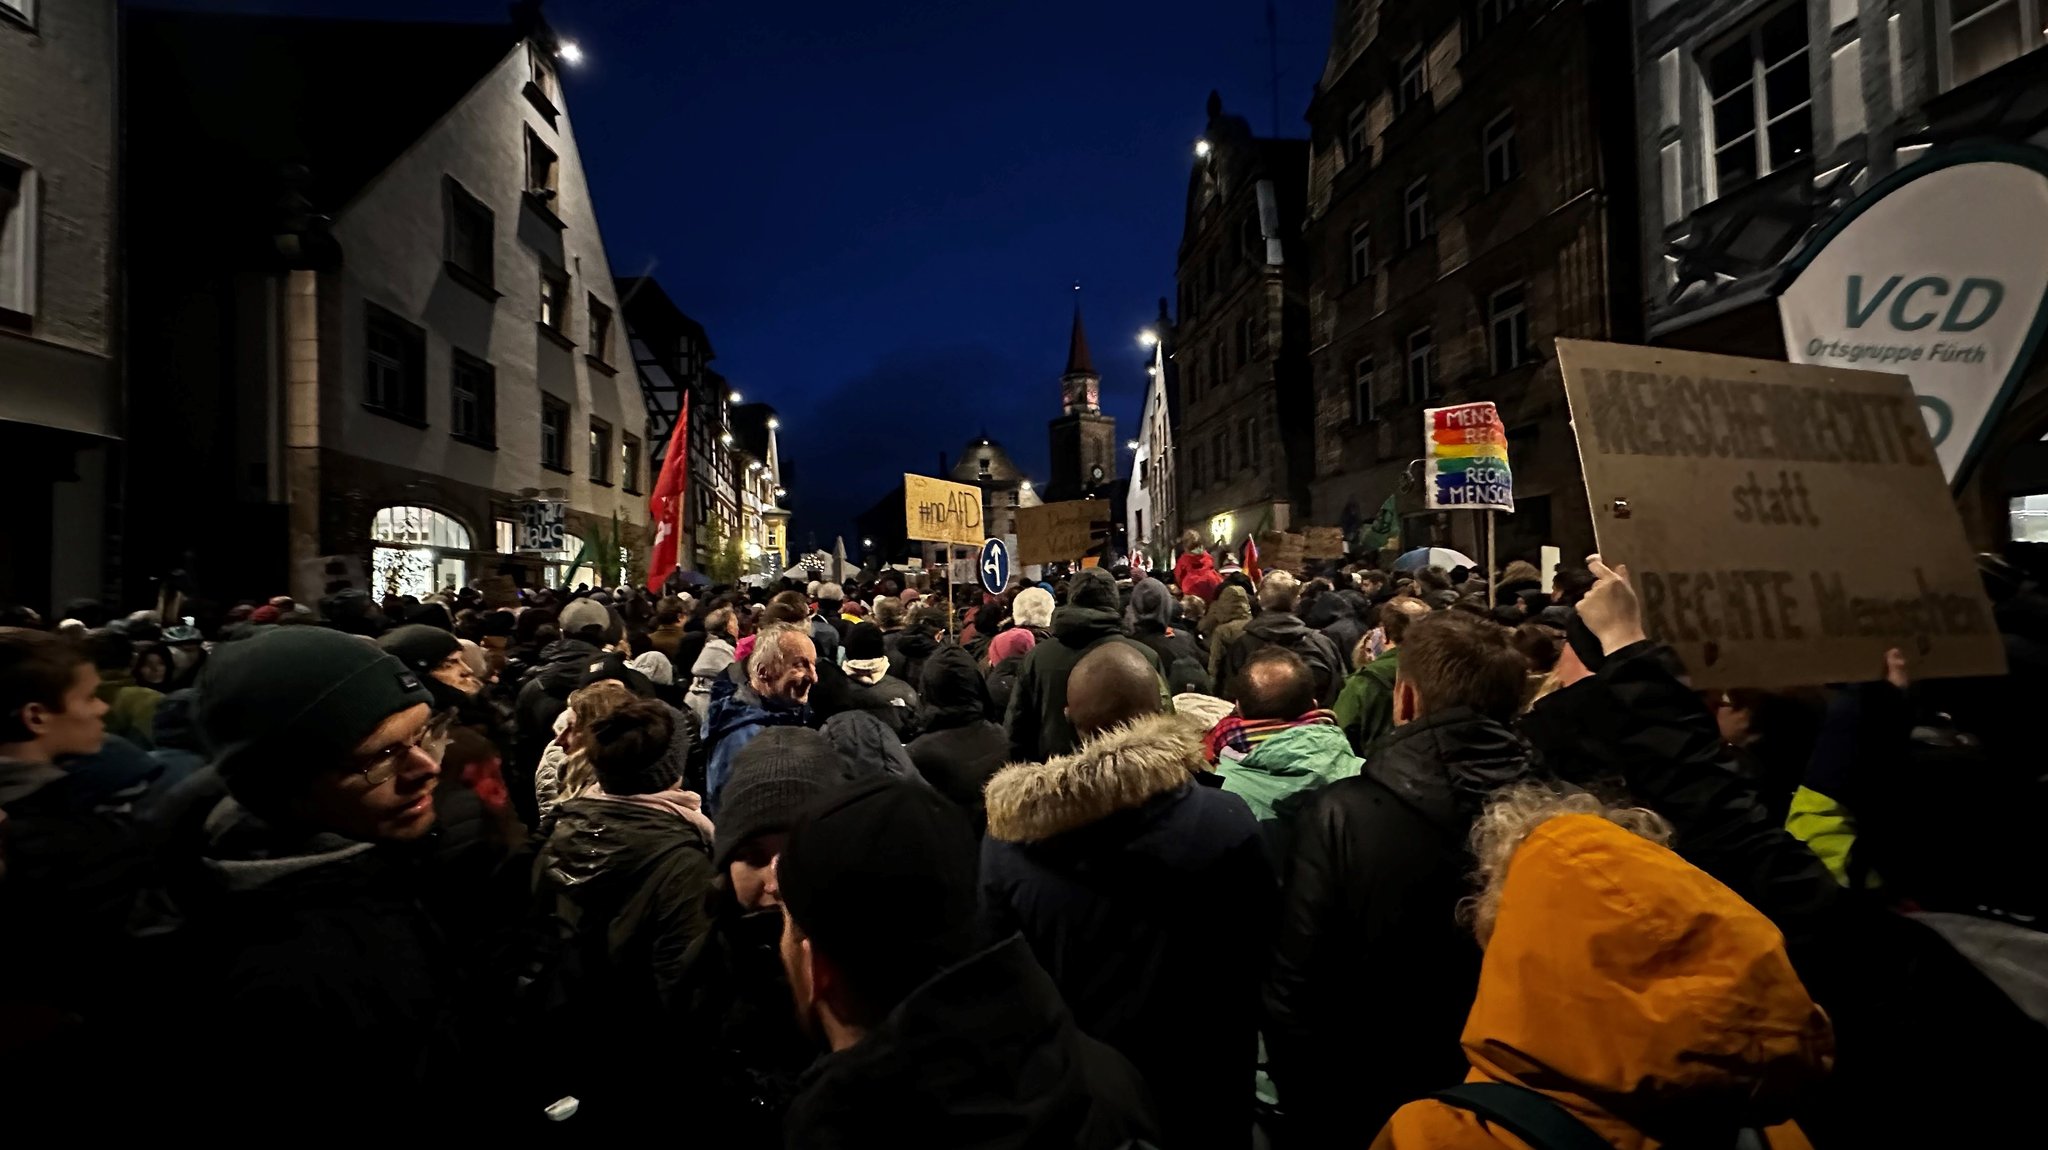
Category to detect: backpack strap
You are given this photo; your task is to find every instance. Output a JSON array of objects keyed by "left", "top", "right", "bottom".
[{"left": 1431, "top": 1084, "right": 1614, "bottom": 1150}]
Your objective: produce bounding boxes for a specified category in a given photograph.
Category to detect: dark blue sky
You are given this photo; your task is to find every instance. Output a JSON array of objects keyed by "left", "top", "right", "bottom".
[{"left": 168, "top": 0, "right": 1333, "bottom": 545}]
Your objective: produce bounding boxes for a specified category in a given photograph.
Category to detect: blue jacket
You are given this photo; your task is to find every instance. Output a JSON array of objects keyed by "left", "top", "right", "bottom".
[{"left": 702, "top": 677, "right": 810, "bottom": 815}]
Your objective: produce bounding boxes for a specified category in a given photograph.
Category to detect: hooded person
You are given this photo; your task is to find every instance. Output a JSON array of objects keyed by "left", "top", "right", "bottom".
[
  {"left": 780, "top": 776, "right": 1161, "bottom": 1150},
  {"left": 511, "top": 597, "right": 623, "bottom": 825},
  {"left": 685, "top": 606, "right": 740, "bottom": 725},
  {"left": 837, "top": 622, "right": 919, "bottom": 738},
  {"left": 1001, "top": 567, "right": 1165, "bottom": 764},
  {"left": 887, "top": 604, "right": 946, "bottom": 691},
  {"left": 1305, "top": 587, "right": 1366, "bottom": 671},
  {"left": 1372, "top": 791, "right": 1834, "bottom": 1150},
  {"left": 906, "top": 644, "right": 1008, "bottom": 831},
  {"left": 1126, "top": 576, "right": 1211, "bottom": 695},
  {"left": 172, "top": 626, "right": 504, "bottom": 1134},
  {"left": 1265, "top": 611, "right": 1542, "bottom": 1143},
  {"left": 1215, "top": 571, "right": 1345, "bottom": 710},
  {"left": 676, "top": 728, "right": 851, "bottom": 1145},
  {"left": 1174, "top": 535, "right": 1224, "bottom": 604},
  {"left": 1201, "top": 582, "right": 1254, "bottom": 684},
  {"left": 983, "top": 641, "right": 1274, "bottom": 1150}
]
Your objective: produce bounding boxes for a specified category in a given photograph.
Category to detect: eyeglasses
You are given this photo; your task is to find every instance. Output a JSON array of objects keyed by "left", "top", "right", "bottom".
[{"left": 351, "top": 710, "right": 456, "bottom": 786}]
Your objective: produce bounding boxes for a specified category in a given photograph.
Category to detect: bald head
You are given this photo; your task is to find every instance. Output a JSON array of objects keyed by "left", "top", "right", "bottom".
[
  {"left": 1233, "top": 646, "right": 1318, "bottom": 718},
  {"left": 1065, "top": 641, "right": 1164, "bottom": 738}
]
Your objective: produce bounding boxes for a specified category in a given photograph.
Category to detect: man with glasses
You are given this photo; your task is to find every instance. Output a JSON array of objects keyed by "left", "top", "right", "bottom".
[{"left": 177, "top": 627, "right": 485, "bottom": 1133}]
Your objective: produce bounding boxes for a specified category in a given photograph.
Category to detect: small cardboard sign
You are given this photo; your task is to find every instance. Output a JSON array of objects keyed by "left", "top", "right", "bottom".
[
  {"left": 1556, "top": 339, "right": 2005, "bottom": 689},
  {"left": 1014, "top": 500, "right": 1109, "bottom": 564},
  {"left": 1424, "top": 402, "right": 1515, "bottom": 512},
  {"left": 904, "top": 473, "right": 985, "bottom": 547},
  {"left": 1259, "top": 531, "right": 1307, "bottom": 574},
  {"left": 480, "top": 575, "right": 520, "bottom": 608},
  {"left": 1302, "top": 525, "right": 1348, "bottom": 559}
]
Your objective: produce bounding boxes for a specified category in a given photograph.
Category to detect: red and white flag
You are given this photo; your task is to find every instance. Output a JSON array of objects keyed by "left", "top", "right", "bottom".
[{"left": 646, "top": 393, "right": 690, "bottom": 591}]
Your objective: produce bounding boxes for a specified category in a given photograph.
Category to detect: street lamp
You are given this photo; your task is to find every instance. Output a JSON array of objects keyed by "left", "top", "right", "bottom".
[
  {"left": 720, "top": 430, "right": 734, "bottom": 446},
  {"left": 862, "top": 537, "right": 873, "bottom": 548},
  {"left": 1126, "top": 439, "right": 1141, "bottom": 451},
  {"left": 728, "top": 390, "right": 742, "bottom": 404},
  {"left": 767, "top": 416, "right": 779, "bottom": 430},
  {"left": 1137, "top": 329, "right": 1159, "bottom": 348},
  {"left": 1194, "top": 138, "right": 1212, "bottom": 158},
  {"left": 557, "top": 41, "right": 584, "bottom": 65}
]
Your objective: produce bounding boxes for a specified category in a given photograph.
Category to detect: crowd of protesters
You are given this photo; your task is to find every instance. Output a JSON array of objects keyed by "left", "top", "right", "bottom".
[{"left": 2, "top": 533, "right": 2045, "bottom": 1146}]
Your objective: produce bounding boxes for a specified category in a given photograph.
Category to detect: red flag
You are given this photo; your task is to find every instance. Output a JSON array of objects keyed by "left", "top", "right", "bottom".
[
  {"left": 1242, "top": 533, "right": 1262, "bottom": 586},
  {"left": 646, "top": 392, "right": 690, "bottom": 591}
]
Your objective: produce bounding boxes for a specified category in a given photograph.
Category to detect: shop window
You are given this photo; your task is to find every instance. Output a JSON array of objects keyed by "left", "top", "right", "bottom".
[
  {"left": 1703, "top": 3, "right": 1811, "bottom": 201},
  {"left": 2011, "top": 494, "right": 2048, "bottom": 542},
  {"left": 370, "top": 505, "right": 471, "bottom": 598},
  {"left": 495, "top": 519, "right": 515, "bottom": 554},
  {"left": 1947, "top": 0, "right": 2048, "bottom": 88}
]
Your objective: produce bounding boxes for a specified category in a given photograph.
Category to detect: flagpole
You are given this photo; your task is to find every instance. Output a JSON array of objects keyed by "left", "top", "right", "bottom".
[{"left": 1485, "top": 510, "right": 1496, "bottom": 607}]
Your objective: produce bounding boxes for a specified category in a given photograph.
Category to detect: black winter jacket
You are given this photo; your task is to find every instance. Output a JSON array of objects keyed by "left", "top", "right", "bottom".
[
  {"left": 1263, "top": 706, "right": 1537, "bottom": 1141},
  {"left": 907, "top": 645, "right": 1009, "bottom": 830},
  {"left": 1003, "top": 570, "right": 1164, "bottom": 763},
  {"left": 1215, "top": 611, "right": 1345, "bottom": 708},
  {"left": 983, "top": 714, "right": 1273, "bottom": 1150},
  {"left": 1130, "top": 622, "right": 1212, "bottom": 695},
  {"left": 783, "top": 934, "right": 1160, "bottom": 1150},
  {"left": 674, "top": 883, "right": 820, "bottom": 1146}
]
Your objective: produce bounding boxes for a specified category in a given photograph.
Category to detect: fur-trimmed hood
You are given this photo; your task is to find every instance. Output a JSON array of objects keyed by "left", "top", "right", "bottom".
[{"left": 985, "top": 712, "right": 1210, "bottom": 843}]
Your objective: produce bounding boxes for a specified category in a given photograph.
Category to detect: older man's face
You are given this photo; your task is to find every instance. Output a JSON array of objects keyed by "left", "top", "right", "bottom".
[{"left": 755, "top": 632, "right": 818, "bottom": 707}]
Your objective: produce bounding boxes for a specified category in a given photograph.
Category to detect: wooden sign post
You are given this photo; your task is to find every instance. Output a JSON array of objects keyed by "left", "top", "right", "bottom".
[{"left": 1556, "top": 339, "right": 2005, "bottom": 688}]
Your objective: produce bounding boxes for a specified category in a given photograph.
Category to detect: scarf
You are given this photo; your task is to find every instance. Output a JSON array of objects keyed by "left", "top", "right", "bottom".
[
  {"left": 596, "top": 786, "right": 717, "bottom": 841},
  {"left": 1203, "top": 708, "right": 1337, "bottom": 765}
]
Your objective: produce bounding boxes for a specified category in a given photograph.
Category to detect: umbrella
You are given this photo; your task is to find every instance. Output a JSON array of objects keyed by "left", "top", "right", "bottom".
[
  {"left": 672, "top": 569, "right": 710, "bottom": 588},
  {"left": 1392, "top": 546, "right": 1477, "bottom": 573}
]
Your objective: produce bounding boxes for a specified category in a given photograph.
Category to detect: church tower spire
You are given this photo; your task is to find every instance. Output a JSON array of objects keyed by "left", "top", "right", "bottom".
[
  {"left": 1060, "top": 304, "right": 1101, "bottom": 415},
  {"left": 1046, "top": 289, "right": 1116, "bottom": 502}
]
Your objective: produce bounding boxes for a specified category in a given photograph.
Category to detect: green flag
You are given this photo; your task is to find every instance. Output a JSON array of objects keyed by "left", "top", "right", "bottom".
[{"left": 1357, "top": 494, "right": 1399, "bottom": 553}]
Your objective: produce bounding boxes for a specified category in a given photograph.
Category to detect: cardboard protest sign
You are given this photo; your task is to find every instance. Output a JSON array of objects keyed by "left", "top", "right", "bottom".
[
  {"left": 513, "top": 500, "right": 567, "bottom": 553},
  {"left": 903, "top": 473, "right": 985, "bottom": 547},
  {"left": 480, "top": 575, "right": 520, "bottom": 608},
  {"left": 1303, "top": 526, "right": 1347, "bottom": 559},
  {"left": 1259, "top": 531, "right": 1307, "bottom": 573},
  {"left": 1014, "top": 500, "right": 1109, "bottom": 564},
  {"left": 1556, "top": 339, "right": 2005, "bottom": 689},
  {"left": 1425, "top": 402, "right": 1515, "bottom": 511}
]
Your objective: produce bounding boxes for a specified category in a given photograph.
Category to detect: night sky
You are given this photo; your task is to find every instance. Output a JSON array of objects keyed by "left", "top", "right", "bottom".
[{"left": 163, "top": 0, "right": 1333, "bottom": 546}]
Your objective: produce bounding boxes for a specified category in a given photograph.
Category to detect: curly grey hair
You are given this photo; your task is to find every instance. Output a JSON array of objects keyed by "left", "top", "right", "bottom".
[
  {"left": 748, "top": 622, "right": 811, "bottom": 683},
  {"left": 1460, "top": 783, "right": 1674, "bottom": 947}
]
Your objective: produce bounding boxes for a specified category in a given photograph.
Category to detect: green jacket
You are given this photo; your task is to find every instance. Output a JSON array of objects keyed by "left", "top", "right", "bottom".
[
  {"left": 1331, "top": 648, "right": 1399, "bottom": 756},
  {"left": 1219, "top": 723, "right": 1363, "bottom": 825},
  {"left": 95, "top": 673, "right": 163, "bottom": 750}
]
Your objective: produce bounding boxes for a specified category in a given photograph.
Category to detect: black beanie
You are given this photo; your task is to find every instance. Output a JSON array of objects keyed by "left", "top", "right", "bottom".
[
  {"left": 712, "top": 727, "right": 848, "bottom": 870},
  {"left": 377, "top": 624, "right": 462, "bottom": 677},
  {"left": 196, "top": 628, "right": 433, "bottom": 806},
  {"left": 779, "top": 777, "right": 985, "bottom": 1010},
  {"left": 845, "top": 622, "right": 886, "bottom": 662}
]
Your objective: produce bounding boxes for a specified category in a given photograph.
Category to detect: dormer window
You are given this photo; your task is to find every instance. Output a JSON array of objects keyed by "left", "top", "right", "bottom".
[{"left": 525, "top": 45, "right": 561, "bottom": 125}]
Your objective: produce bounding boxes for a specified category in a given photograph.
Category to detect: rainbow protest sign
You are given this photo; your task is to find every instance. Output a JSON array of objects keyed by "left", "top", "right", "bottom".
[{"left": 1424, "top": 401, "right": 1515, "bottom": 512}]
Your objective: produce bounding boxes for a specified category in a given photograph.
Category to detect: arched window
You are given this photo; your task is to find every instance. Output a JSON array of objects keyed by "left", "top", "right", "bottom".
[{"left": 370, "top": 505, "right": 472, "bottom": 598}]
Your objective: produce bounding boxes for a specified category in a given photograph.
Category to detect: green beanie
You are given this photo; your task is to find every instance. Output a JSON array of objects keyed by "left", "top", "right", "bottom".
[{"left": 196, "top": 627, "right": 434, "bottom": 806}]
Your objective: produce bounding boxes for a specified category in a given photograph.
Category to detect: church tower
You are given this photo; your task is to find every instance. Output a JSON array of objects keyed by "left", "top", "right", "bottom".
[{"left": 1046, "top": 305, "right": 1116, "bottom": 501}]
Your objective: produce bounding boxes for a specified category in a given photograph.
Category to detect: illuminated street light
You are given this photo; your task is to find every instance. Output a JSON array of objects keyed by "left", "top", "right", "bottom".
[
  {"left": 720, "top": 431, "right": 734, "bottom": 445},
  {"left": 749, "top": 461, "right": 762, "bottom": 471},
  {"left": 862, "top": 538, "right": 873, "bottom": 548},
  {"left": 1137, "top": 329, "right": 1159, "bottom": 347},
  {"left": 767, "top": 416, "right": 779, "bottom": 429},
  {"left": 1126, "top": 439, "right": 1141, "bottom": 451},
  {"left": 728, "top": 390, "right": 742, "bottom": 403},
  {"left": 1194, "top": 138, "right": 1212, "bottom": 158},
  {"left": 557, "top": 41, "right": 584, "bottom": 65}
]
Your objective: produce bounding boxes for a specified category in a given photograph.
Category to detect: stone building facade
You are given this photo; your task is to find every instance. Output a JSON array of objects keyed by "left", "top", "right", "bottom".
[{"left": 1301, "top": 0, "right": 1639, "bottom": 566}]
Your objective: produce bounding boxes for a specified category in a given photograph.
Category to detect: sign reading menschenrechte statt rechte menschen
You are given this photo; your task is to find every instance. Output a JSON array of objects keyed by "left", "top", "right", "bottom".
[{"left": 1424, "top": 401, "right": 1514, "bottom": 512}]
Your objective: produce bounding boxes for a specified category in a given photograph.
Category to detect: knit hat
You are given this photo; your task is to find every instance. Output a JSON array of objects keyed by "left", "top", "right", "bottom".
[
  {"left": 557, "top": 597, "right": 617, "bottom": 643},
  {"left": 845, "top": 622, "right": 886, "bottom": 661},
  {"left": 377, "top": 624, "right": 463, "bottom": 677},
  {"left": 1012, "top": 586, "right": 1055, "bottom": 629},
  {"left": 712, "top": 727, "right": 849, "bottom": 870},
  {"left": 249, "top": 605, "right": 281, "bottom": 625},
  {"left": 779, "top": 777, "right": 985, "bottom": 1009},
  {"left": 196, "top": 627, "right": 433, "bottom": 808},
  {"left": 988, "top": 626, "right": 1036, "bottom": 665}
]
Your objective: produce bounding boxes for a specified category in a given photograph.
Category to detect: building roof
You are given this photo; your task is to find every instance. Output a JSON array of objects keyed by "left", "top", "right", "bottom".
[
  {"left": 127, "top": 9, "right": 526, "bottom": 247},
  {"left": 616, "top": 276, "right": 716, "bottom": 368},
  {"left": 950, "top": 438, "right": 1029, "bottom": 485},
  {"left": 1064, "top": 306, "right": 1097, "bottom": 377}
]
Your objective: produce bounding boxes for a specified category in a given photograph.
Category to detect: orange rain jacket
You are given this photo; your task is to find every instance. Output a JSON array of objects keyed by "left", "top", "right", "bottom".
[{"left": 1372, "top": 815, "right": 1835, "bottom": 1150}]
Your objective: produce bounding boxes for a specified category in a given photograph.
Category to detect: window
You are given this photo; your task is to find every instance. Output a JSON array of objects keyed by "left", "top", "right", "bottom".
[
  {"left": 541, "top": 395, "right": 570, "bottom": 472},
  {"left": 1352, "top": 356, "right": 1377, "bottom": 425},
  {"left": 1138, "top": 457, "right": 1150, "bottom": 488},
  {"left": 589, "top": 418, "right": 612, "bottom": 484},
  {"left": 1241, "top": 418, "right": 1260, "bottom": 468},
  {"left": 2011, "top": 493, "right": 2048, "bottom": 542},
  {"left": 1948, "top": 0, "right": 2047, "bottom": 87},
  {"left": 1236, "top": 315, "right": 1257, "bottom": 366},
  {"left": 587, "top": 294, "right": 613, "bottom": 363},
  {"left": 1189, "top": 442, "right": 1203, "bottom": 489},
  {"left": 443, "top": 178, "right": 494, "bottom": 290},
  {"left": 1482, "top": 112, "right": 1520, "bottom": 190},
  {"left": 364, "top": 303, "right": 426, "bottom": 423},
  {"left": 1209, "top": 342, "right": 1224, "bottom": 386},
  {"left": 1405, "top": 327, "right": 1437, "bottom": 404},
  {"left": 1241, "top": 213, "right": 1263, "bottom": 259},
  {"left": 1704, "top": 4, "right": 1811, "bottom": 199},
  {"left": 1349, "top": 222, "right": 1372, "bottom": 285},
  {"left": 1186, "top": 359, "right": 1201, "bottom": 404},
  {"left": 495, "top": 519, "right": 515, "bottom": 554},
  {"left": 539, "top": 267, "right": 569, "bottom": 334},
  {"left": 1214, "top": 430, "right": 1231, "bottom": 476},
  {"left": 1396, "top": 48, "right": 1427, "bottom": 112},
  {"left": 1403, "top": 179, "right": 1432, "bottom": 248},
  {"left": 525, "top": 128, "right": 559, "bottom": 200},
  {"left": 450, "top": 349, "right": 496, "bottom": 446},
  {"left": 528, "top": 44, "right": 559, "bottom": 106},
  {"left": 370, "top": 506, "right": 471, "bottom": 599},
  {"left": 1009, "top": 488, "right": 1021, "bottom": 507},
  {"left": 622, "top": 432, "right": 642, "bottom": 494},
  {"left": 1346, "top": 103, "right": 1370, "bottom": 163},
  {"left": 978, "top": 454, "right": 993, "bottom": 480},
  {"left": 1474, "top": 0, "right": 1520, "bottom": 38},
  {"left": 1487, "top": 284, "right": 1532, "bottom": 374},
  {"left": 0, "top": 156, "right": 35, "bottom": 321},
  {"left": 677, "top": 337, "right": 695, "bottom": 375}
]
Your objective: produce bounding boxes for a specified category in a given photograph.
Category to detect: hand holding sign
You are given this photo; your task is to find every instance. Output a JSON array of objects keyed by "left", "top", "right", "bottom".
[{"left": 1579, "top": 554, "right": 1649, "bottom": 656}]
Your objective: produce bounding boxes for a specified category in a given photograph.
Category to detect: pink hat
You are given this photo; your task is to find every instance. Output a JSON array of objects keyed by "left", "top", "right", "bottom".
[{"left": 988, "top": 627, "right": 1036, "bottom": 665}]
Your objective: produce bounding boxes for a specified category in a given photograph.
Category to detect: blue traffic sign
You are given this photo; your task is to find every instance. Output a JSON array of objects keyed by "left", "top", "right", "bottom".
[{"left": 979, "top": 537, "right": 1009, "bottom": 595}]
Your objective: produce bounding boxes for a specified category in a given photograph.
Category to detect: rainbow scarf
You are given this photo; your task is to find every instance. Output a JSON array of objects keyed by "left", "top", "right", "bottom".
[{"left": 1204, "top": 708, "right": 1337, "bottom": 765}]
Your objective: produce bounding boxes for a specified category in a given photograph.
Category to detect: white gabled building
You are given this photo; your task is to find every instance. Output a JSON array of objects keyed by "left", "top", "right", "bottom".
[{"left": 125, "top": 7, "right": 648, "bottom": 604}]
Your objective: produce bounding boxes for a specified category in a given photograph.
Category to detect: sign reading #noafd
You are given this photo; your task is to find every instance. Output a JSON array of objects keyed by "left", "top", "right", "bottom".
[
  {"left": 904, "top": 473, "right": 985, "bottom": 548},
  {"left": 1556, "top": 338, "right": 2005, "bottom": 690},
  {"left": 1777, "top": 149, "right": 2048, "bottom": 484}
]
